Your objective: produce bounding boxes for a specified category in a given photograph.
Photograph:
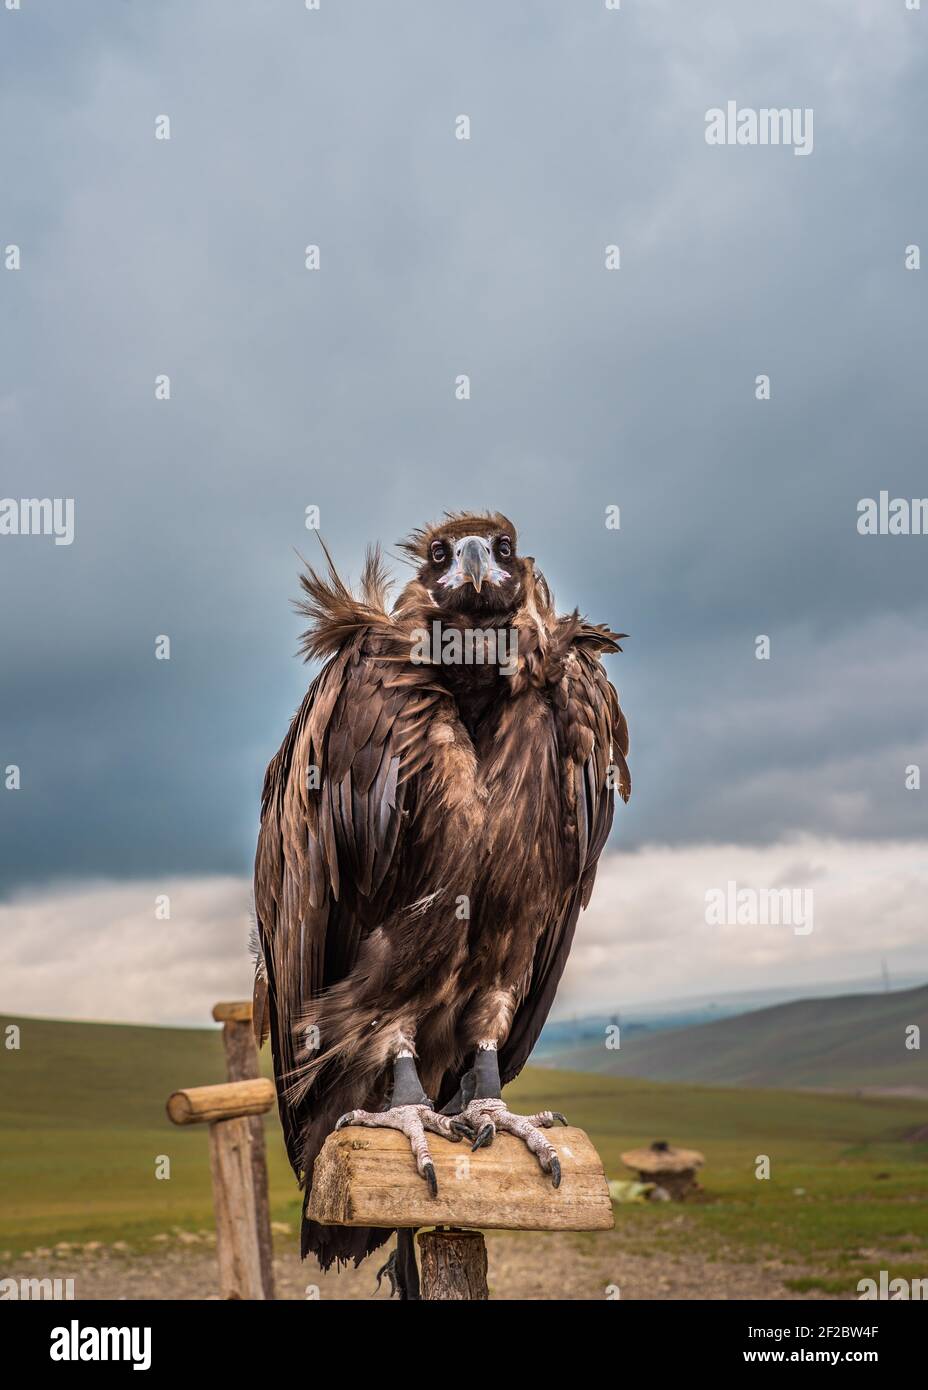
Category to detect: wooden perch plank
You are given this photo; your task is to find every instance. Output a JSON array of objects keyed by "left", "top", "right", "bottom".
[
  {"left": 166, "top": 1078, "right": 275, "bottom": 1126},
  {"left": 309, "top": 1125, "right": 614, "bottom": 1231}
]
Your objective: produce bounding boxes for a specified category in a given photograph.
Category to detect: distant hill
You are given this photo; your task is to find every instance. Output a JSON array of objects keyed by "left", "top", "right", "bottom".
[
  {"left": 539, "top": 984, "right": 928, "bottom": 1091},
  {"left": 534, "top": 973, "right": 928, "bottom": 1058}
]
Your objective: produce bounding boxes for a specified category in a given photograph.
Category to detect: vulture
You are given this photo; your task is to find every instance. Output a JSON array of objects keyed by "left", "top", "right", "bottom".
[{"left": 253, "top": 512, "right": 630, "bottom": 1298}]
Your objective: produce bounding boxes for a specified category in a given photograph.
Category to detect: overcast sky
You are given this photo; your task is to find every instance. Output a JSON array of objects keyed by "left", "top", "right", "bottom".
[{"left": 1, "top": 1, "right": 927, "bottom": 1020}]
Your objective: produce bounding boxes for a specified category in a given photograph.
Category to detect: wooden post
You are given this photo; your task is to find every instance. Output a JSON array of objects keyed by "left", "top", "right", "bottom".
[
  {"left": 212, "top": 1001, "right": 275, "bottom": 1300},
  {"left": 167, "top": 1078, "right": 275, "bottom": 1301},
  {"left": 208, "top": 1116, "right": 266, "bottom": 1300},
  {"left": 418, "top": 1229, "right": 488, "bottom": 1300}
]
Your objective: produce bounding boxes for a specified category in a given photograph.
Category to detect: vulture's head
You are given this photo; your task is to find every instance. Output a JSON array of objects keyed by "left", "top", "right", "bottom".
[{"left": 401, "top": 512, "right": 529, "bottom": 619}]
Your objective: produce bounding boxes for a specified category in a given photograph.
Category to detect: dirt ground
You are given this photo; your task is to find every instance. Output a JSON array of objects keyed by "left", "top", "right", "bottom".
[{"left": 6, "top": 1231, "right": 839, "bottom": 1301}]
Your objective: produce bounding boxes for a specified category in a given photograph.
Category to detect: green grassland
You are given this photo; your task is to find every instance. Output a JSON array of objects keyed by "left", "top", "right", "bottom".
[{"left": 2, "top": 1015, "right": 926, "bottom": 1295}]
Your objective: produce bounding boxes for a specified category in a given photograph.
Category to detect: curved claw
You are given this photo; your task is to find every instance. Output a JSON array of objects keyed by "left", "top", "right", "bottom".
[
  {"left": 422, "top": 1160, "right": 438, "bottom": 1198},
  {"left": 549, "top": 1154, "right": 562, "bottom": 1189},
  {"left": 472, "top": 1121, "right": 495, "bottom": 1152},
  {"left": 450, "top": 1116, "right": 477, "bottom": 1140},
  {"left": 552, "top": 1111, "right": 569, "bottom": 1126},
  {"left": 335, "top": 1111, "right": 358, "bottom": 1131}
]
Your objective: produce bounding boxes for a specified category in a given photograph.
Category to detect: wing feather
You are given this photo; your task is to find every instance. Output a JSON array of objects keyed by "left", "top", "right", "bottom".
[
  {"left": 500, "top": 648, "right": 629, "bottom": 1085},
  {"left": 253, "top": 635, "right": 438, "bottom": 1173}
]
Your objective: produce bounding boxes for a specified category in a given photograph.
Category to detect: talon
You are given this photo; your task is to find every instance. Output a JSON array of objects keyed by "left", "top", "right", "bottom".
[
  {"left": 374, "top": 1250, "right": 399, "bottom": 1298},
  {"left": 454, "top": 1095, "right": 567, "bottom": 1189},
  {"left": 472, "top": 1121, "right": 495, "bottom": 1152},
  {"left": 335, "top": 1110, "right": 358, "bottom": 1130},
  {"left": 423, "top": 1161, "right": 438, "bottom": 1197}
]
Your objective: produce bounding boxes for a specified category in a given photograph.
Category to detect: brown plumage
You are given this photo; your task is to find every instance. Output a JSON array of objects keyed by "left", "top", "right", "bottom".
[{"left": 253, "top": 512, "right": 630, "bottom": 1276}]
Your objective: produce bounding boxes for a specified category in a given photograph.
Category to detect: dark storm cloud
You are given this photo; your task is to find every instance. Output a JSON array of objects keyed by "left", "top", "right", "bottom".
[{"left": 1, "top": 0, "right": 926, "bottom": 890}]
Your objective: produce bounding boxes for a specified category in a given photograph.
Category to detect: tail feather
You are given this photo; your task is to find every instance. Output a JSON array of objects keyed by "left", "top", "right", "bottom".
[{"left": 302, "top": 1208, "right": 393, "bottom": 1274}]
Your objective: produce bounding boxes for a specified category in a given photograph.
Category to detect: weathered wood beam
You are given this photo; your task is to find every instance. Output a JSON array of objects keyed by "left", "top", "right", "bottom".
[
  {"left": 208, "top": 1116, "right": 266, "bottom": 1300},
  {"left": 212, "top": 1001, "right": 253, "bottom": 1023},
  {"left": 166, "top": 1078, "right": 275, "bottom": 1126},
  {"left": 309, "top": 1125, "right": 614, "bottom": 1232}
]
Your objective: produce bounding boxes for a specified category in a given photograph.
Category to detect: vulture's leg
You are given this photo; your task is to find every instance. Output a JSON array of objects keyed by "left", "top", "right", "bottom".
[
  {"left": 450, "top": 1042, "right": 567, "bottom": 1189},
  {"left": 335, "top": 1044, "right": 460, "bottom": 1197}
]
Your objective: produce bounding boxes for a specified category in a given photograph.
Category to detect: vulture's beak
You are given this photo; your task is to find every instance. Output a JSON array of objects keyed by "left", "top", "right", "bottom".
[
  {"left": 460, "top": 536, "right": 490, "bottom": 592},
  {"left": 438, "top": 535, "right": 510, "bottom": 592}
]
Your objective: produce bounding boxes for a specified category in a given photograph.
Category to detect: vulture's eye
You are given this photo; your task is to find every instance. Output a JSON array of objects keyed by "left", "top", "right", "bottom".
[
  {"left": 430, "top": 540, "right": 447, "bottom": 564},
  {"left": 497, "top": 536, "right": 512, "bottom": 560}
]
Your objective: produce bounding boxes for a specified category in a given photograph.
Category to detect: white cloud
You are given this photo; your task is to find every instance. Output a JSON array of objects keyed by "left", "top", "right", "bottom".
[
  {"left": 2, "top": 840, "right": 927, "bottom": 1028},
  {"left": 0, "top": 877, "right": 253, "bottom": 1027},
  {"left": 560, "top": 836, "right": 928, "bottom": 1015}
]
